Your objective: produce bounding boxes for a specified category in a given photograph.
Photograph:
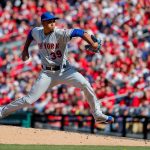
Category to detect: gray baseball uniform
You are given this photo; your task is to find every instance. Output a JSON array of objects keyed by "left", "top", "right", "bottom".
[{"left": 0, "top": 27, "right": 108, "bottom": 122}]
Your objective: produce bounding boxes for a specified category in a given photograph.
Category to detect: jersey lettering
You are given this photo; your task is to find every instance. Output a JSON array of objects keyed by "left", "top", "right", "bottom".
[{"left": 38, "top": 43, "right": 59, "bottom": 50}]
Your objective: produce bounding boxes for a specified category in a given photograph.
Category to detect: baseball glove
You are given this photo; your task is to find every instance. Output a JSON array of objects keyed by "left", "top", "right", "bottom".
[{"left": 85, "top": 35, "right": 101, "bottom": 53}]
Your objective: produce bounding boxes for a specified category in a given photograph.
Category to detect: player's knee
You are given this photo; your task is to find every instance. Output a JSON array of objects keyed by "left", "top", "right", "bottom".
[
  {"left": 81, "top": 81, "right": 91, "bottom": 90},
  {"left": 81, "top": 81, "right": 95, "bottom": 94}
]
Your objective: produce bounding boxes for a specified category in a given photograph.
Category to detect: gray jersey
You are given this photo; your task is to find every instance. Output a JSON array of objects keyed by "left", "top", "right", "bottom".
[{"left": 31, "top": 27, "right": 73, "bottom": 67}]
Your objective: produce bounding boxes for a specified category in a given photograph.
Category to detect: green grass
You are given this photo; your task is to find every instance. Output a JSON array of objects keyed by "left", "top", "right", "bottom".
[{"left": 0, "top": 145, "right": 149, "bottom": 150}]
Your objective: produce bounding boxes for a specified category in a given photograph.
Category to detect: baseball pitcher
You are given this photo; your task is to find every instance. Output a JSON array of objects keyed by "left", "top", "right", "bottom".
[{"left": 0, "top": 12, "right": 114, "bottom": 124}]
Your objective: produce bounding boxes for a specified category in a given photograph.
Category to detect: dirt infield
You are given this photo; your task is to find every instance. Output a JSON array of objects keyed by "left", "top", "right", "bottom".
[{"left": 0, "top": 125, "right": 150, "bottom": 146}]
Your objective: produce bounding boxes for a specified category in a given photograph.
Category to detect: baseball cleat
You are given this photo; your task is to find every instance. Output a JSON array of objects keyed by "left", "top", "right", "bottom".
[
  {"left": 0, "top": 106, "right": 3, "bottom": 118},
  {"left": 95, "top": 116, "right": 114, "bottom": 124},
  {"left": 104, "top": 116, "right": 114, "bottom": 124},
  {"left": 0, "top": 106, "right": 5, "bottom": 119},
  {"left": 93, "top": 113, "right": 114, "bottom": 124}
]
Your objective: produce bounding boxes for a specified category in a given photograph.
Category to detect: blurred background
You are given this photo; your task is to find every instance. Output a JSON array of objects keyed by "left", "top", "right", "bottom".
[{"left": 0, "top": 0, "right": 150, "bottom": 139}]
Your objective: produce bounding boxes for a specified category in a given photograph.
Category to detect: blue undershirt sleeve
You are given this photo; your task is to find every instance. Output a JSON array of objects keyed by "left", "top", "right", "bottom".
[{"left": 70, "top": 29, "right": 85, "bottom": 38}]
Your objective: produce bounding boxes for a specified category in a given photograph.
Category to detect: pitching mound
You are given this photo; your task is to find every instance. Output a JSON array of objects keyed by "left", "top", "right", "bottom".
[{"left": 0, "top": 125, "right": 149, "bottom": 146}]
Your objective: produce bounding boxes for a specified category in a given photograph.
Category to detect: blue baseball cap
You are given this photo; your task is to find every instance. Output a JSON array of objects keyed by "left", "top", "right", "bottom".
[{"left": 41, "top": 12, "right": 59, "bottom": 21}]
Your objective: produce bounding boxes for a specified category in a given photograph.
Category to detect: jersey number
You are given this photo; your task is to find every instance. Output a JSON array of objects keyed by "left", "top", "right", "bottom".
[{"left": 50, "top": 50, "right": 62, "bottom": 60}]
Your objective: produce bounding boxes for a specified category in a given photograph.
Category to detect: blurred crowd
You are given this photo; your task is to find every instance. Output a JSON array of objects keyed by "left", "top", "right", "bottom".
[{"left": 0, "top": 0, "right": 150, "bottom": 118}]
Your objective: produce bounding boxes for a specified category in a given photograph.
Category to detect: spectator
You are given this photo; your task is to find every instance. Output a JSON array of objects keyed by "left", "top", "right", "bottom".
[{"left": 0, "top": 0, "right": 149, "bottom": 117}]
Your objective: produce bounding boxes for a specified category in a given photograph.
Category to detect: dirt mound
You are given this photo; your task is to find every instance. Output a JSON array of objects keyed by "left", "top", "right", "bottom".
[{"left": 0, "top": 125, "right": 149, "bottom": 146}]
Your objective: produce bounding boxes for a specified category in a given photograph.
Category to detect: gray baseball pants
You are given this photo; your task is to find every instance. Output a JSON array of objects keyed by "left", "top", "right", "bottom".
[{"left": 1, "top": 66, "right": 103, "bottom": 118}]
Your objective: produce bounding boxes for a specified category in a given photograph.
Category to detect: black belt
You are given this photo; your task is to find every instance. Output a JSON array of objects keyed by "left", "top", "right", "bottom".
[{"left": 42, "top": 64, "right": 66, "bottom": 71}]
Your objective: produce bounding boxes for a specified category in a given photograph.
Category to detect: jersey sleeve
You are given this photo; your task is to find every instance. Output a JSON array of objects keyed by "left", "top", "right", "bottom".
[
  {"left": 56, "top": 29, "right": 74, "bottom": 43},
  {"left": 31, "top": 27, "right": 42, "bottom": 41},
  {"left": 30, "top": 27, "right": 36, "bottom": 40}
]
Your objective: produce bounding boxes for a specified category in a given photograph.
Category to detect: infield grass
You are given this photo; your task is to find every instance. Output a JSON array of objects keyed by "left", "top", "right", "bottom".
[{"left": 0, "top": 145, "right": 149, "bottom": 150}]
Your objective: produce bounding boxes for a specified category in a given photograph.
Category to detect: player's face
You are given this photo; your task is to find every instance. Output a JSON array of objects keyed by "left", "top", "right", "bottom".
[{"left": 42, "top": 19, "right": 56, "bottom": 32}]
